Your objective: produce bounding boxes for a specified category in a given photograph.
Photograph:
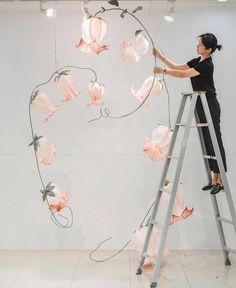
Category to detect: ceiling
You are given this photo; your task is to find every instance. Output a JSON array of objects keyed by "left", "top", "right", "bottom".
[{"left": 0, "top": 0, "right": 232, "bottom": 2}]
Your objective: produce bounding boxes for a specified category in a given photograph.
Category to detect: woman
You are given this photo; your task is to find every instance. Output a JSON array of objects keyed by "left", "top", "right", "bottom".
[{"left": 153, "top": 33, "right": 226, "bottom": 195}]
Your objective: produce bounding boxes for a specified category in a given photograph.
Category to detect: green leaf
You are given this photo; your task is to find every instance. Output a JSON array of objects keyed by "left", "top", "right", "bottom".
[
  {"left": 28, "top": 134, "right": 43, "bottom": 152},
  {"left": 42, "top": 191, "right": 47, "bottom": 201},
  {"left": 41, "top": 183, "right": 56, "bottom": 201},
  {"left": 60, "top": 70, "right": 70, "bottom": 76},
  {"left": 132, "top": 6, "right": 143, "bottom": 14},
  {"left": 120, "top": 9, "right": 127, "bottom": 19},
  {"left": 108, "top": 0, "right": 119, "bottom": 7},
  {"left": 48, "top": 186, "right": 55, "bottom": 192},
  {"left": 46, "top": 182, "right": 53, "bottom": 190},
  {"left": 135, "top": 29, "right": 143, "bottom": 37},
  {"left": 47, "top": 191, "right": 56, "bottom": 197},
  {"left": 54, "top": 70, "right": 70, "bottom": 82},
  {"left": 30, "top": 90, "right": 39, "bottom": 103}
]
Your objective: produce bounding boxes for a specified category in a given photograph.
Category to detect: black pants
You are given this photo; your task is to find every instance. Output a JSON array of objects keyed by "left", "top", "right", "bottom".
[{"left": 196, "top": 96, "right": 227, "bottom": 173}]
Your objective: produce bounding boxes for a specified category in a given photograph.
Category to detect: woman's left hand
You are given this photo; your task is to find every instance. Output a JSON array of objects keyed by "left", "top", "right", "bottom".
[{"left": 154, "top": 66, "right": 164, "bottom": 74}]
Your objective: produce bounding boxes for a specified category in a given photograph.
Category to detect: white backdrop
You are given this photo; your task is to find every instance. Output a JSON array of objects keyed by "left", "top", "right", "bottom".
[{"left": 0, "top": 0, "right": 236, "bottom": 250}]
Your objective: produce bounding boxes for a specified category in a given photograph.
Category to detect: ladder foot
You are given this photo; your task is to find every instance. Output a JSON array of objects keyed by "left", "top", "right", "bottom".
[
  {"left": 150, "top": 282, "right": 157, "bottom": 288},
  {"left": 136, "top": 268, "right": 142, "bottom": 275},
  {"left": 225, "top": 258, "right": 231, "bottom": 266}
]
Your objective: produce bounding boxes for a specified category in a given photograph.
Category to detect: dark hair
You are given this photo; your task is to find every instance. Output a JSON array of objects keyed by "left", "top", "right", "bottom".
[{"left": 198, "top": 33, "right": 222, "bottom": 53}]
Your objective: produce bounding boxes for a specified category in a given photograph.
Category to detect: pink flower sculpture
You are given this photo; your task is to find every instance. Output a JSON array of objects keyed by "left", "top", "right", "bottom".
[
  {"left": 75, "top": 16, "right": 108, "bottom": 54},
  {"left": 48, "top": 184, "right": 69, "bottom": 212},
  {"left": 120, "top": 34, "right": 149, "bottom": 63},
  {"left": 31, "top": 92, "right": 58, "bottom": 122},
  {"left": 132, "top": 225, "right": 170, "bottom": 267},
  {"left": 36, "top": 136, "right": 57, "bottom": 166},
  {"left": 143, "top": 125, "right": 172, "bottom": 162},
  {"left": 55, "top": 74, "right": 79, "bottom": 102},
  {"left": 170, "top": 207, "right": 194, "bottom": 224},
  {"left": 87, "top": 81, "right": 104, "bottom": 106},
  {"left": 131, "top": 76, "right": 162, "bottom": 103},
  {"left": 160, "top": 182, "right": 194, "bottom": 225}
]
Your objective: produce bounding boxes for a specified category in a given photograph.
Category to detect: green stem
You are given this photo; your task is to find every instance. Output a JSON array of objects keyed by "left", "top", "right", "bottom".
[
  {"left": 29, "top": 65, "right": 97, "bottom": 227},
  {"left": 89, "top": 7, "right": 158, "bottom": 121}
]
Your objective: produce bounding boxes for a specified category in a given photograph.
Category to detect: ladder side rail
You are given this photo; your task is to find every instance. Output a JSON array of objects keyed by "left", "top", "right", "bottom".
[
  {"left": 137, "top": 94, "right": 189, "bottom": 272},
  {"left": 150, "top": 92, "right": 199, "bottom": 286},
  {"left": 211, "top": 195, "right": 230, "bottom": 263},
  {"left": 200, "top": 93, "right": 236, "bottom": 233},
  {"left": 194, "top": 111, "right": 212, "bottom": 180},
  {"left": 195, "top": 107, "right": 229, "bottom": 263}
]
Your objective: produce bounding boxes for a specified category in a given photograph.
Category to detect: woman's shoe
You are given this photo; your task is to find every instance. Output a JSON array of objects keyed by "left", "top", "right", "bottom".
[
  {"left": 210, "top": 184, "right": 224, "bottom": 195},
  {"left": 202, "top": 182, "right": 214, "bottom": 191}
]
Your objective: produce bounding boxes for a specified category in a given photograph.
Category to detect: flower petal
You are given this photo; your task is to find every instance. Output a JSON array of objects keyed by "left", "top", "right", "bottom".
[{"left": 31, "top": 92, "right": 58, "bottom": 122}]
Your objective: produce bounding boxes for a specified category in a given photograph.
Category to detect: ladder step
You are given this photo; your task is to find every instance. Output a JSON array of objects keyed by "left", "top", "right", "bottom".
[
  {"left": 150, "top": 220, "right": 158, "bottom": 225},
  {"left": 223, "top": 246, "right": 236, "bottom": 254},
  {"left": 176, "top": 123, "right": 208, "bottom": 128},
  {"left": 167, "top": 155, "right": 179, "bottom": 160},
  {"left": 181, "top": 91, "right": 206, "bottom": 96},
  {"left": 160, "top": 188, "right": 171, "bottom": 194},
  {"left": 181, "top": 92, "right": 195, "bottom": 97},
  {"left": 217, "top": 216, "right": 233, "bottom": 225},
  {"left": 203, "top": 155, "right": 217, "bottom": 160}
]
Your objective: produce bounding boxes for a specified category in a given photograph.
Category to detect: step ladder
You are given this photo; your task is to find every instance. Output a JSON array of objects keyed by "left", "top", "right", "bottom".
[{"left": 136, "top": 91, "right": 236, "bottom": 288}]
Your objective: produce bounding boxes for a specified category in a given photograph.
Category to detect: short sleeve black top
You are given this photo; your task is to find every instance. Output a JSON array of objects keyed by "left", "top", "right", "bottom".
[{"left": 187, "top": 56, "right": 216, "bottom": 97}]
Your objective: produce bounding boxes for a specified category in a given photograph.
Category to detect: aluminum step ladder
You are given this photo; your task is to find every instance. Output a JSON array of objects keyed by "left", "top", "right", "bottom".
[{"left": 136, "top": 91, "right": 236, "bottom": 288}]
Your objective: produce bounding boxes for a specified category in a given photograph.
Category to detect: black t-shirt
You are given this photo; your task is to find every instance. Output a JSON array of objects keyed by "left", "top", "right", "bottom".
[{"left": 187, "top": 56, "right": 216, "bottom": 97}]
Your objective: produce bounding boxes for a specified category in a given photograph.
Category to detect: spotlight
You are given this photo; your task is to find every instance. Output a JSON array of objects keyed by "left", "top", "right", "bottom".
[
  {"left": 164, "top": 6, "right": 174, "bottom": 22},
  {"left": 217, "top": 0, "right": 227, "bottom": 2},
  {"left": 164, "top": 0, "right": 176, "bottom": 23},
  {"left": 40, "top": 1, "right": 55, "bottom": 18},
  {"left": 46, "top": 7, "right": 55, "bottom": 18}
]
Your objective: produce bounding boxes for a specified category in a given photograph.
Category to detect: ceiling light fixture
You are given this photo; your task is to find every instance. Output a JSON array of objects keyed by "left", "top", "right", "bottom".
[
  {"left": 40, "top": 1, "right": 55, "bottom": 18},
  {"left": 164, "top": 0, "right": 176, "bottom": 23}
]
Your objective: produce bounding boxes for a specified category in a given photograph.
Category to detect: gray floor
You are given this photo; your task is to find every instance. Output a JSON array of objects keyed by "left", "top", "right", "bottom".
[{"left": 0, "top": 250, "right": 235, "bottom": 288}]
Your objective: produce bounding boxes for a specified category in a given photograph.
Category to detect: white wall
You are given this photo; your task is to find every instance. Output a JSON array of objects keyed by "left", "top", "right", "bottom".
[{"left": 0, "top": 0, "right": 236, "bottom": 250}]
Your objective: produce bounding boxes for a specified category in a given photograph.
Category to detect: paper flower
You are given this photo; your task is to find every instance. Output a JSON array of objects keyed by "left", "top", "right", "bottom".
[
  {"left": 120, "top": 34, "right": 149, "bottom": 63},
  {"left": 31, "top": 92, "right": 58, "bottom": 122},
  {"left": 132, "top": 225, "right": 170, "bottom": 267},
  {"left": 87, "top": 81, "right": 104, "bottom": 106},
  {"left": 75, "top": 16, "right": 108, "bottom": 54},
  {"left": 170, "top": 207, "right": 194, "bottom": 225},
  {"left": 143, "top": 125, "right": 172, "bottom": 162},
  {"left": 160, "top": 182, "right": 194, "bottom": 225},
  {"left": 55, "top": 73, "right": 79, "bottom": 102},
  {"left": 36, "top": 136, "right": 57, "bottom": 166},
  {"left": 131, "top": 76, "right": 162, "bottom": 103},
  {"left": 47, "top": 184, "right": 69, "bottom": 212}
]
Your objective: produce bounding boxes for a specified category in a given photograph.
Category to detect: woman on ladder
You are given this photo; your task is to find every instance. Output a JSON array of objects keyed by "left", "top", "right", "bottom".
[{"left": 153, "top": 33, "right": 226, "bottom": 195}]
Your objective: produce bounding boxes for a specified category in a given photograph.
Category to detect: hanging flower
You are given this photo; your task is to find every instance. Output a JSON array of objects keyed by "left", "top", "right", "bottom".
[
  {"left": 131, "top": 76, "right": 162, "bottom": 103},
  {"left": 132, "top": 225, "right": 170, "bottom": 267},
  {"left": 160, "top": 182, "right": 194, "bottom": 225},
  {"left": 143, "top": 125, "right": 172, "bottom": 162},
  {"left": 120, "top": 34, "right": 149, "bottom": 63},
  {"left": 36, "top": 136, "right": 57, "bottom": 166},
  {"left": 31, "top": 91, "right": 58, "bottom": 122},
  {"left": 170, "top": 207, "right": 194, "bottom": 224},
  {"left": 47, "top": 183, "right": 69, "bottom": 212},
  {"left": 55, "top": 72, "right": 79, "bottom": 102},
  {"left": 75, "top": 16, "right": 108, "bottom": 54},
  {"left": 143, "top": 141, "right": 166, "bottom": 162},
  {"left": 87, "top": 81, "right": 104, "bottom": 106}
]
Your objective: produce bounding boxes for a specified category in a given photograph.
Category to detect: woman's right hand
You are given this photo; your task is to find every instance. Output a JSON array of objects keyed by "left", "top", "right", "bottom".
[{"left": 152, "top": 48, "right": 164, "bottom": 61}]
